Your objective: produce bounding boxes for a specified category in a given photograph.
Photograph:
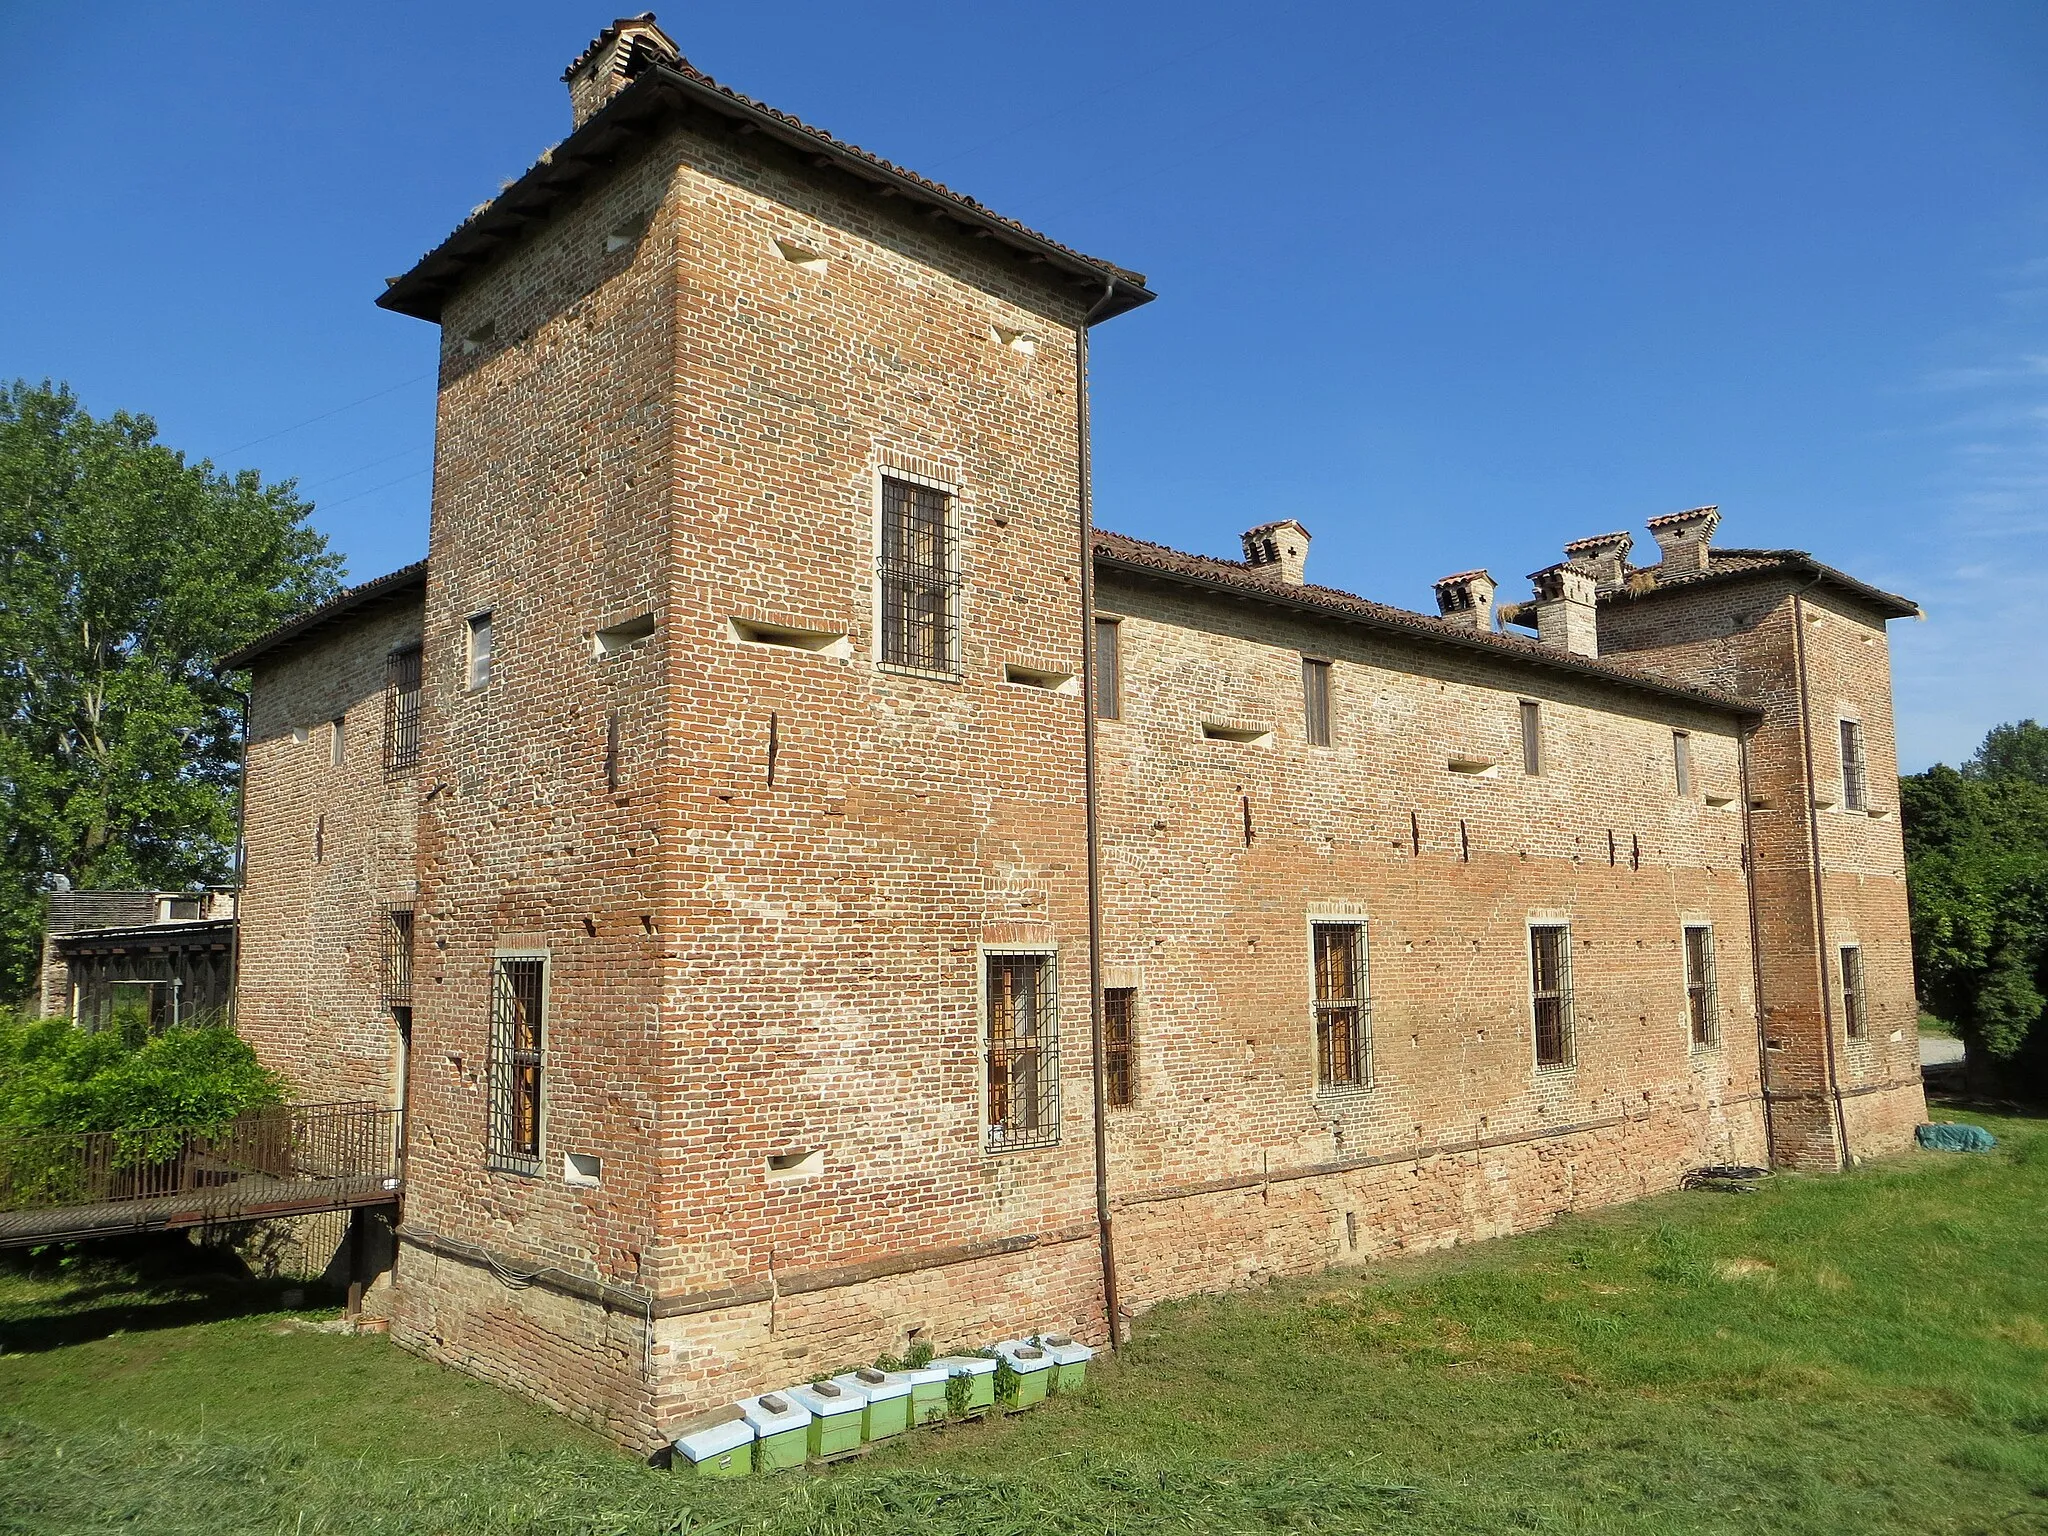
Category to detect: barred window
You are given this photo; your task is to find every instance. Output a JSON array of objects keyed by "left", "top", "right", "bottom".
[
  {"left": 1302, "top": 658, "right": 1332, "bottom": 747},
  {"left": 1520, "top": 700, "right": 1544, "bottom": 776},
  {"left": 879, "top": 477, "right": 956, "bottom": 672},
  {"left": 1839, "top": 720, "right": 1868, "bottom": 812},
  {"left": 381, "top": 907, "right": 415, "bottom": 1005},
  {"left": 1093, "top": 617, "right": 1121, "bottom": 721},
  {"left": 1103, "top": 986, "right": 1136, "bottom": 1108},
  {"left": 1684, "top": 924, "right": 1716, "bottom": 1048},
  {"left": 488, "top": 957, "right": 546, "bottom": 1173},
  {"left": 1530, "top": 923, "right": 1574, "bottom": 1068},
  {"left": 1840, "top": 945, "right": 1866, "bottom": 1039},
  {"left": 1673, "top": 730, "right": 1692, "bottom": 797},
  {"left": 383, "top": 644, "right": 422, "bottom": 775},
  {"left": 986, "top": 952, "right": 1058, "bottom": 1150},
  {"left": 1312, "top": 922, "right": 1369, "bottom": 1089}
]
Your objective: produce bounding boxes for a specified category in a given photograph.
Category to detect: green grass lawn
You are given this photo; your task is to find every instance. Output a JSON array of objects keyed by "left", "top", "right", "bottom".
[{"left": 6, "top": 1105, "right": 2048, "bottom": 1534}]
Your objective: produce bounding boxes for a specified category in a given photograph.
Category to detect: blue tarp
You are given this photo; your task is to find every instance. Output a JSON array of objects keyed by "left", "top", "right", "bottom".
[{"left": 1916, "top": 1122, "right": 1997, "bottom": 1152}]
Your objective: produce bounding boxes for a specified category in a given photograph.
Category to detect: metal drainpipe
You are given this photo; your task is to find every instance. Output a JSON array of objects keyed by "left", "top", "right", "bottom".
[
  {"left": 1076, "top": 279, "right": 1122, "bottom": 1348},
  {"left": 1791, "top": 587, "right": 1853, "bottom": 1168},
  {"left": 1736, "top": 723, "right": 1776, "bottom": 1160},
  {"left": 227, "top": 683, "right": 251, "bottom": 1031}
]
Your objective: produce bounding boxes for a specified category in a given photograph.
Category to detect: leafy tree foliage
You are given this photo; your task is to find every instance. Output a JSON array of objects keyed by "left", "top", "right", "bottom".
[
  {"left": 0, "top": 1012, "right": 285, "bottom": 1133},
  {"left": 0, "top": 381, "right": 343, "bottom": 1002},
  {"left": 1964, "top": 718, "right": 2048, "bottom": 787},
  {"left": 1902, "top": 725, "right": 2048, "bottom": 1089}
]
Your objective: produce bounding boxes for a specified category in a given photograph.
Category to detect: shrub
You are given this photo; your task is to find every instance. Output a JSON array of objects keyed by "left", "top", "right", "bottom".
[{"left": 0, "top": 1012, "right": 285, "bottom": 1134}]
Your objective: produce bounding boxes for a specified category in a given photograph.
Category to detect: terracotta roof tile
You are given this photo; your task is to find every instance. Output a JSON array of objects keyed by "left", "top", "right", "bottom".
[{"left": 1603, "top": 548, "right": 1919, "bottom": 618}]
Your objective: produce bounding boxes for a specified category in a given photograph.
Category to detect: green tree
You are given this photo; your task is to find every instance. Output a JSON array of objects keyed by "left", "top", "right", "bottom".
[
  {"left": 0, "top": 381, "right": 343, "bottom": 1001},
  {"left": 1902, "top": 727, "right": 2048, "bottom": 1091},
  {"left": 1964, "top": 718, "right": 2048, "bottom": 787}
]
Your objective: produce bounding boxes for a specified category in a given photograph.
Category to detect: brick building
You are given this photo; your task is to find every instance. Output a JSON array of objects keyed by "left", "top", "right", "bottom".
[{"left": 229, "top": 17, "right": 1926, "bottom": 1449}]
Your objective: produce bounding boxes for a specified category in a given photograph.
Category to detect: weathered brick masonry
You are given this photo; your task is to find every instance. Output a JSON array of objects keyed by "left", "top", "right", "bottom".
[{"left": 228, "top": 18, "right": 1927, "bottom": 1448}]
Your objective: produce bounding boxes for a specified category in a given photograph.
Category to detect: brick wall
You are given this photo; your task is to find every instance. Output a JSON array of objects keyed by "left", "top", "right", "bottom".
[
  {"left": 239, "top": 596, "right": 422, "bottom": 1109},
  {"left": 1599, "top": 573, "right": 1925, "bottom": 1165}
]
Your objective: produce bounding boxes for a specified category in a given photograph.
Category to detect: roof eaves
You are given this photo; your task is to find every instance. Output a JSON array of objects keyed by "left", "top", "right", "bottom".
[
  {"left": 219, "top": 560, "right": 428, "bottom": 671},
  {"left": 378, "top": 64, "right": 1155, "bottom": 325},
  {"left": 1599, "top": 550, "right": 1920, "bottom": 620},
  {"left": 1093, "top": 538, "right": 1757, "bottom": 720}
]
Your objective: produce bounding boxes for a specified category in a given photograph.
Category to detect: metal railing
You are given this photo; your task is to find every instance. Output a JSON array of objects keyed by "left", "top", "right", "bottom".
[{"left": 0, "top": 1102, "right": 402, "bottom": 1246}]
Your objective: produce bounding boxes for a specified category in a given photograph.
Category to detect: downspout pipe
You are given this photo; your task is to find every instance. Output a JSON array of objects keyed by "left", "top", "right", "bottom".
[
  {"left": 1792, "top": 585, "right": 1853, "bottom": 1168},
  {"left": 1076, "top": 279, "right": 1122, "bottom": 1348},
  {"left": 1736, "top": 723, "right": 1776, "bottom": 1161},
  {"left": 225, "top": 680, "right": 251, "bottom": 1031}
]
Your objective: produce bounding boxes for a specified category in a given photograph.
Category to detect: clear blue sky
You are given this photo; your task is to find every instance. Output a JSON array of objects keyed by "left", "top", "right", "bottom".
[{"left": 4, "top": 2, "right": 2044, "bottom": 770}]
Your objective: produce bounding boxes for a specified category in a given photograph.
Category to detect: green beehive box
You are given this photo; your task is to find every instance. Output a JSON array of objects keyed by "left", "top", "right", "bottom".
[
  {"left": 790, "top": 1382, "right": 865, "bottom": 1459},
  {"left": 669, "top": 1407, "right": 754, "bottom": 1478},
  {"left": 1042, "top": 1333, "right": 1095, "bottom": 1393},
  {"left": 739, "top": 1392, "right": 811, "bottom": 1472},
  {"left": 904, "top": 1365, "right": 951, "bottom": 1425},
  {"left": 995, "top": 1342, "right": 1053, "bottom": 1408},
  {"left": 930, "top": 1355, "right": 998, "bottom": 1414},
  {"left": 833, "top": 1369, "right": 912, "bottom": 1441}
]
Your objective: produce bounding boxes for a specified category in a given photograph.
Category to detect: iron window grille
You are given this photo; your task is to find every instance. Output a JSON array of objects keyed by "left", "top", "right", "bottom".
[
  {"left": 986, "top": 952, "right": 1059, "bottom": 1151},
  {"left": 879, "top": 477, "right": 959, "bottom": 673},
  {"left": 1302, "top": 658, "right": 1332, "bottom": 747},
  {"left": 1840, "top": 945, "right": 1866, "bottom": 1039},
  {"left": 1684, "top": 924, "right": 1716, "bottom": 1048},
  {"left": 1093, "top": 616, "right": 1121, "bottom": 721},
  {"left": 1673, "top": 731, "right": 1692, "bottom": 797},
  {"left": 1103, "top": 986, "right": 1136, "bottom": 1108},
  {"left": 1839, "top": 720, "right": 1868, "bottom": 812},
  {"left": 1530, "top": 923, "right": 1574, "bottom": 1069},
  {"left": 381, "top": 907, "right": 415, "bottom": 1006},
  {"left": 488, "top": 957, "right": 545, "bottom": 1173},
  {"left": 1312, "top": 922, "right": 1370, "bottom": 1089},
  {"left": 383, "top": 645, "right": 422, "bottom": 775},
  {"left": 1520, "top": 700, "right": 1544, "bottom": 776}
]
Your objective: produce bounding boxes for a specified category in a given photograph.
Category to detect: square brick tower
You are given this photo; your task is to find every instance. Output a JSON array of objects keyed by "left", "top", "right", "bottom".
[
  {"left": 1587, "top": 510, "right": 1927, "bottom": 1167},
  {"left": 373, "top": 17, "right": 1151, "bottom": 1442}
]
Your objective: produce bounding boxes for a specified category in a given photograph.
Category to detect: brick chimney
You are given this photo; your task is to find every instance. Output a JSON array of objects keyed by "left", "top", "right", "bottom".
[
  {"left": 1561, "top": 531, "right": 1634, "bottom": 592},
  {"left": 1241, "top": 520, "right": 1311, "bottom": 585},
  {"left": 564, "top": 14, "right": 680, "bottom": 129},
  {"left": 1433, "top": 570, "right": 1497, "bottom": 632},
  {"left": 1527, "top": 562, "right": 1599, "bottom": 656},
  {"left": 1645, "top": 506, "right": 1719, "bottom": 575}
]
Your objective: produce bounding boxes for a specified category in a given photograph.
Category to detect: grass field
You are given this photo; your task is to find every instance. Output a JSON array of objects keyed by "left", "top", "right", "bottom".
[{"left": 5, "top": 1104, "right": 2047, "bottom": 1534}]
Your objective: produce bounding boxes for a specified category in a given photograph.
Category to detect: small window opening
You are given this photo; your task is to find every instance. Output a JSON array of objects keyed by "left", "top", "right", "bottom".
[
  {"left": 314, "top": 814, "right": 325, "bottom": 863},
  {"left": 594, "top": 613, "right": 656, "bottom": 656},
  {"left": 1003, "top": 663, "right": 1076, "bottom": 692},
  {"left": 1459, "top": 819, "right": 1470, "bottom": 862},
  {"left": 1313, "top": 921, "right": 1370, "bottom": 1090},
  {"left": 731, "top": 617, "right": 851, "bottom": 656},
  {"left": 1093, "top": 617, "right": 1121, "bottom": 720},
  {"left": 330, "top": 716, "right": 345, "bottom": 767},
  {"left": 1530, "top": 924, "right": 1573, "bottom": 1069},
  {"left": 383, "top": 645, "right": 422, "bottom": 775},
  {"left": 1448, "top": 756, "right": 1497, "bottom": 777},
  {"left": 1685, "top": 924, "right": 1717, "bottom": 1048},
  {"left": 605, "top": 210, "right": 652, "bottom": 253},
  {"left": 766, "top": 1148, "right": 824, "bottom": 1180},
  {"left": 1203, "top": 723, "right": 1273, "bottom": 746},
  {"left": 563, "top": 1152, "right": 602, "bottom": 1187},
  {"left": 1520, "top": 701, "right": 1544, "bottom": 776},
  {"left": 466, "top": 612, "right": 494, "bottom": 690},
  {"left": 1104, "top": 987, "right": 1136, "bottom": 1108},
  {"left": 459, "top": 319, "right": 496, "bottom": 355},
  {"left": 1302, "top": 657, "right": 1332, "bottom": 747},
  {"left": 1839, "top": 719, "right": 1869, "bottom": 812},
  {"left": 990, "top": 325, "right": 1037, "bottom": 355},
  {"left": 773, "top": 237, "right": 828, "bottom": 272},
  {"left": 986, "top": 952, "right": 1059, "bottom": 1151},
  {"left": 604, "top": 709, "right": 621, "bottom": 794},
  {"left": 1840, "top": 945, "right": 1866, "bottom": 1039},
  {"left": 1673, "top": 731, "right": 1692, "bottom": 797}
]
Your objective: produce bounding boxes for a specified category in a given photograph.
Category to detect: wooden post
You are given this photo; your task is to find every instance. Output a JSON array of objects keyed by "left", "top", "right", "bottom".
[{"left": 346, "top": 1206, "right": 368, "bottom": 1316}]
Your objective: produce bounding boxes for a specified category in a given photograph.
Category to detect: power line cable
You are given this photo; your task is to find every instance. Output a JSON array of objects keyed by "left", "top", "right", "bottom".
[{"left": 218, "top": 368, "right": 437, "bottom": 458}]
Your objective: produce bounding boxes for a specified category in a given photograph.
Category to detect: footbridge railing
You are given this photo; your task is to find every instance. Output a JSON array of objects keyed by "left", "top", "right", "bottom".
[{"left": 0, "top": 1102, "right": 403, "bottom": 1249}]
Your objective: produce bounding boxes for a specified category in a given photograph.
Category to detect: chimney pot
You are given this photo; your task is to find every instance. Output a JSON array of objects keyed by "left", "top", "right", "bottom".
[
  {"left": 563, "top": 14, "right": 680, "bottom": 129},
  {"left": 1527, "top": 561, "right": 1600, "bottom": 656},
  {"left": 1560, "top": 530, "right": 1634, "bottom": 591},
  {"left": 1433, "top": 569, "right": 1497, "bottom": 632},
  {"left": 1240, "top": 519, "right": 1311, "bottom": 586},
  {"left": 1644, "top": 506, "right": 1719, "bottom": 576}
]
